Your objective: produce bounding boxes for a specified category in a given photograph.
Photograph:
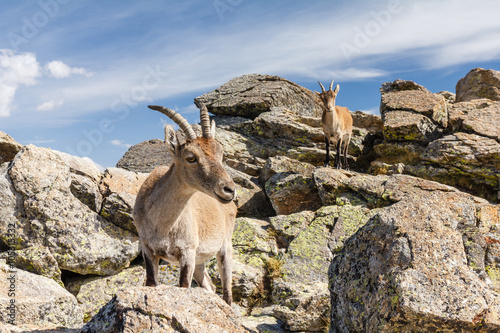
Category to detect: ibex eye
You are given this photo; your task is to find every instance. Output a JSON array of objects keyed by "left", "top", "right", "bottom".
[{"left": 186, "top": 156, "right": 197, "bottom": 163}]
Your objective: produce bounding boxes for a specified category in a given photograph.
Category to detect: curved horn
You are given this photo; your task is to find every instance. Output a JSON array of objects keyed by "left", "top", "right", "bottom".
[
  {"left": 148, "top": 105, "right": 197, "bottom": 140},
  {"left": 329, "top": 78, "right": 335, "bottom": 91},
  {"left": 318, "top": 81, "right": 326, "bottom": 93},
  {"left": 196, "top": 101, "right": 212, "bottom": 138}
]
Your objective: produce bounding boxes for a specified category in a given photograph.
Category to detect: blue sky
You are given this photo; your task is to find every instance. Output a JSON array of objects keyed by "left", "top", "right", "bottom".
[{"left": 1, "top": 0, "right": 500, "bottom": 169}]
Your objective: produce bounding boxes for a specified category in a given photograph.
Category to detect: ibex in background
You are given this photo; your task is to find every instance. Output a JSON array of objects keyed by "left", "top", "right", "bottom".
[
  {"left": 316, "top": 79, "right": 353, "bottom": 169},
  {"left": 133, "top": 102, "right": 237, "bottom": 305}
]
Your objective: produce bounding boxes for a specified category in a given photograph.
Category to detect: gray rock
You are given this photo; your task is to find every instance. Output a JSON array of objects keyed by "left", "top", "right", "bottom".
[
  {"left": 116, "top": 139, "right": 172, "bottom": 173},
  {"left": 405, "top": 132, "right": 500, "bottom": 202},
  {"left": 351, "top": 110, "right": 383, "bottom": 133},
  {"left": 225, "top": 166, "right": 274, "bottom": 218},
  {"left": 99, "top": 167, "right": 149, "bottom": 198},
  {"left": 327, "top": 171, "right": 500, "bottom": 332},
  {"left": 260, "top": 155, "right": 316, "bottom": 184},
  {"left": 269, "top": 211, "right": 315, "bottom": 248},
  {"left": 65, "top": 266, "right": 145, "bottom": 322},
  {"left": 0, "top": 246, "right": 62, "bottom": 285},
  {"left": 456, "top": 68, "right": 500, "bottom": 102},
  {"left": 195, "top": 74, "right": 323, "bottom": 119},
  {"left": 0, "top": 146, "right": 139, "bottom": 276},
  {"left": 82, "top": 285, "right": 247, "bottom": 332},
  {"left": 100, "top": 192, "right": 137, "bottom": 234},
  {"left": 283, "top": 205, "right": 372, "bottom": 284},
  {"left": 232, "top": 217, "right": 278, "bottom": 267},
  {"left": 265, "top": 171, "right": 322, "bottom": 216},
  {"left": 0, "top": 262, "right": 83, "bottom": 328},
  {"left": 449, "top": 99, "right": 500, "bottom": 142},
  {"left": 381, "top": 89, "right": 448, "bottom": 127},
  {"left": 382, "top": 110, "right": 443, "bottom": 143},
  {"left": 272, "top": 280, "right": 330, "bottom": 332}
]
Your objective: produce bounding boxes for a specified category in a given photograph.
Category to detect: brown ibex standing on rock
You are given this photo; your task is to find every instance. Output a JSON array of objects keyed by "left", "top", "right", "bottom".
[
  {"left": 316, "top": 79, "right": 353, "bottom": 169},
  {"left": 133, "top": 102, "right": 237, "bottom": 305}
]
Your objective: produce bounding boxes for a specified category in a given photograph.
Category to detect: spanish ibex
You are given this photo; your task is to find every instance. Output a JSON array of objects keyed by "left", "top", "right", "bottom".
[
  {"left": 316, "top": 79, "right": 353, "bottom": 169},
  {"left": 133, "top": 102, "right": 237, "bottom": 305}
]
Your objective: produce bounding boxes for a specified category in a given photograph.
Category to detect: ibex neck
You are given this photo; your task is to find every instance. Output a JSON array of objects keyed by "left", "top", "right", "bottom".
[{"left": 158, "top": 164, "right": 196, "bottom": 222}]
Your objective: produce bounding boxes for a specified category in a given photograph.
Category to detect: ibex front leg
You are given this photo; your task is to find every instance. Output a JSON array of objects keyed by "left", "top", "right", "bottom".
[
  {"left": 142, "top": 246, "right": 159, "bottom": 287},
  {"left": 179, "top": 249, "right": 196, "bottom": 288}
]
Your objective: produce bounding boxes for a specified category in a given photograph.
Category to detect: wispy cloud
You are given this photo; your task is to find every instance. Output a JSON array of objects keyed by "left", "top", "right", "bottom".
[
  {"left": 0, "top": 49, "right": 92, "bottom": 118},
  {"left": 2, "top": 0, "right": 500, "bottom": 127},
  {"left": 0, "top": 49, "right": 41, "bottom": 117},
  {"left": 37, "top": 99, "right": 64, "bottom": 111},
  {"left": 45, "top": 60, "right": 92, "bottom": 79},
  {"left": 110, "top": 139, "right": 132, "bottom": 149}
]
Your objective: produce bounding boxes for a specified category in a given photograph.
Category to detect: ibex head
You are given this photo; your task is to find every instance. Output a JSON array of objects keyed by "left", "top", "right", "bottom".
[
  {"left": 148, "top": 103, "right": 236, "bottom": 203},
  {"left": 316, "top": 78, "right": 340, "bottom": 110}
]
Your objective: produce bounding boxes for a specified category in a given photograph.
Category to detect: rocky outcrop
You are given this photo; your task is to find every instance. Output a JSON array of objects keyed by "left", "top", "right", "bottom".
[
  {"left": 1, "top": 69, "right": 500, "bottom": 332},
  {"left": 82, "top": 285, "right": 247, "bottom": 333},
  {"left": 376, "top": 75, "right": 500, "bottom": 202},
  {"left": 456, "top": 68, "right": 500, "bottom": 102},
  {"left": 195, "top": 73, "right": 324, "bottom": 119}
]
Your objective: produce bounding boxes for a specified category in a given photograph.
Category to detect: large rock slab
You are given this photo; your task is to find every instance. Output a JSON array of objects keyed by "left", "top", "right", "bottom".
[
  {"left": 0, "top": 246, "right": 61, "bottom": 284},
  {"left": 0, "top": 146, "right": 139, "bottom": 276},
  {"left": 265, "top": 171, "right": 322, "bottom": 215},
  {"left": 82, "top": 285, "right": 247, "bottom": 332},
  {"left": 456, "top": 68, "right": 500, "bottom": 102},
  {"left": 449, "top": 99, "right": 500, "bottom": 142},
  {"left": 0, "top": 262, "right": 83, "bottom": 328},
  {"left": 0, "top": 132, "right": 23, "bottom": 165},
  {"left": 381, "top": 89, "right": 448, "bottom": 127},
  {"left": 327, "top": 171, "right": 500, "bottom": 332},
  {"left": 66, "top": 266, "right": 145, "bottom": 322},
  {"left": 116, "top": 138, "right": 172, "bottom": 173},
  {"left": 283, "top": 205, "right": 372, "bottom": 284},
  {"left": 380, "top": 79, "right": 447, "bottom": 143},
  {"left": 195, "top": 74, "right": 323, "bottom": 119},
  {"left": 405, "top": 132, "right": 500, "bottom": 202}
]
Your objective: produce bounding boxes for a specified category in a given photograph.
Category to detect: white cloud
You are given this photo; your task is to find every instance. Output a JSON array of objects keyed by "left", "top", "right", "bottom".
[
  {"left": 45, "top": 60, "right": 92, "bottom": 79},
  {"left": 37, "top": 99, "right": 64, "bottom": 111},
  {"left": 0, "top": 49, "right": 41, "bottom": 117},
  {"left": 110, "top": 139, "right": 132, "bottom": 149}
]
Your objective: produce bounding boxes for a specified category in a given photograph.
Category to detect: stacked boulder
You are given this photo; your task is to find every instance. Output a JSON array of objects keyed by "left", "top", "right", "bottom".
[{"left": 375, "top": 68, "right": 500, "bottom": 203}]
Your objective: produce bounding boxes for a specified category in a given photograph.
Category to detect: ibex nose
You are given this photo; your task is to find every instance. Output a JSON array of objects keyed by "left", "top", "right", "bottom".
[{"left": 216, "top": 181, "right": 236, "bottom": 203}]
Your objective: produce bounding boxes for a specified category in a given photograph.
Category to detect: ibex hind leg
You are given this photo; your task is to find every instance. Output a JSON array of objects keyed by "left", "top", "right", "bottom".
[
  {"left": 343, "top": 135, "right": 351, "bottom": 170},
  {"left": 323, "top": 136, "right": 331, "bottom": 167},
  {"left": 142, "top": 246, "right": 159, "bottom": 287},
  {"left": 217, "top": 242, "right": 233, "bottom": 305},
  {"left": 335, "top": 139, "right": 342, "bottom": 169},
  {"left": 193, "top": 264, "right": 216, "bottom": 292}
]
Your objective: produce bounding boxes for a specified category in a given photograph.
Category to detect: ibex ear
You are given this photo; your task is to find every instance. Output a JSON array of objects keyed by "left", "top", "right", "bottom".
[
  {"left": 164, "top": 124, "right": 179, "bottom": 156},
  {"left": 334, "top": 84, "right": 340, "bottom": 94},
  {"left": 210, "top": 120, "right": 216, "bottom": 138}
]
